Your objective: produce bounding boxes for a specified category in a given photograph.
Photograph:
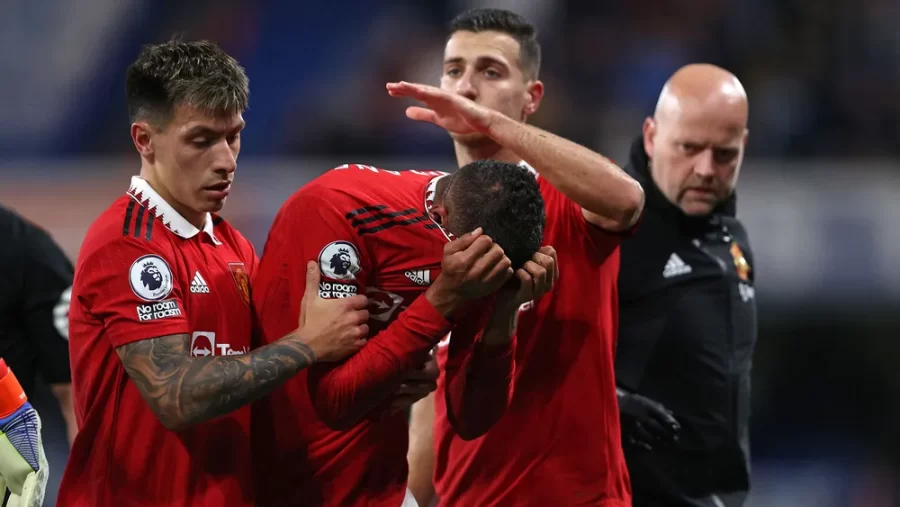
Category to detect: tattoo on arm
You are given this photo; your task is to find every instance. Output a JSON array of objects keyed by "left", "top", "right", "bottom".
[{"left": 117, "top": 334, "right": 316, "bottom": 430}]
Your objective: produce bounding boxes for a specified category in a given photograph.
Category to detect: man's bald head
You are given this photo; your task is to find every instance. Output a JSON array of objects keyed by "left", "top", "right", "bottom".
[
  {"left": 654, "top": 64, "right": 748, "bottom": 127},
  {"left": 643, "top": 64, "right": 749, "bottom": 216}
]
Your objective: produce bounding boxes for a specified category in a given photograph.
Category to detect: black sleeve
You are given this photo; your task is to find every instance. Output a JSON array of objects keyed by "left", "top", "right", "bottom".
[{"left": 20, "top": 220, "right": 74, "bottom": 384}]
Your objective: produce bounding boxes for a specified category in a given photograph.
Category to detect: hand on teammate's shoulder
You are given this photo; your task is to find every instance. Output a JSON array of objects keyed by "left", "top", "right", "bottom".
[{"left": 297, "top": 261, "right": 369, "bottom": 362}]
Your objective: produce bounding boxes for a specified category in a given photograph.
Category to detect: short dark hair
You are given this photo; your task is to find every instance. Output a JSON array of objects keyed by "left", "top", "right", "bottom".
[
  {"left": 126, "top": 40, "right": 249, "bottom": 128},
  {"left": 448, "top": 160, "right": 545, "bottom": 270},
  {"left": 448, "top": 8, "right": 541, "bottom": 79}
]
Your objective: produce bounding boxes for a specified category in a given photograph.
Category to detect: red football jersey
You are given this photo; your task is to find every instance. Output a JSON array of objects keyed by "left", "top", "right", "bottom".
[
  {"left": 252, "top": 164, "right": 514, "bottom": 507},
  {"left": 433, "top": 168, "right": 633, "bottom": 506},
  {"left": 59, "top": 177, "right": 258, "bottom": 507}
]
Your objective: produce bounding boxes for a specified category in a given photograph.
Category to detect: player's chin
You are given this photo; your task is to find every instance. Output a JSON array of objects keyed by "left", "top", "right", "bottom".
[
  {"left": 197, "top": 195, "right": 227, "bottom": 212},
  {"left": 679, "top": 198, "right": 715, "bottom": 216}
]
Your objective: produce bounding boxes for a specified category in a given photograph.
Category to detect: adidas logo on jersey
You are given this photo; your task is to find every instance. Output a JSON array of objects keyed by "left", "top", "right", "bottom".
[
  {"left": 190, "top": 271, "right": 210, "bottom": 293},
  {"left": 404, "top": 269, "right": 432, "bottom": 286},
  {"left": 662, "top": 253, "right": 692, "bottom": 279}
]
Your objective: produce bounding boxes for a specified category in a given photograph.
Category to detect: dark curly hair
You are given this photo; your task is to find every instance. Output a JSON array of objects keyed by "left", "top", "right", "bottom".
[
  {"left": 126, "top": 39, "right": 249, "bottom": 128},
  {"left": 448, "top": 8, "right": 541, "bottom": 79},
  {"left": 446, "top": 160, "right": 545, "bottom": 269}
]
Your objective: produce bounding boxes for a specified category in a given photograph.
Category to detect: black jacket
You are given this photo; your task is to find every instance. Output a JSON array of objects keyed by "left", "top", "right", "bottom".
[
  {"left": 0, "top": 205, "right": 73, "bottom": 394},
  {"left": 615, "top": 137, "right": 758, "bottom": 505}
]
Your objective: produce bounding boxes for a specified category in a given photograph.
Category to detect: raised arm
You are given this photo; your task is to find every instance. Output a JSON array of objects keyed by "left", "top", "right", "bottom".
[{"left": 387, "top": 81, "right": 644, "bottom": 231}]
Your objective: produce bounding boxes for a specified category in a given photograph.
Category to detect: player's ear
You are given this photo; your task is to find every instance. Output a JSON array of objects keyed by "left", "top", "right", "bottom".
[
  {"left": 642, "top": 117, "right": 657, "bottom": 158},
  {"left": 131, "top": 122, "right": 155, "bottom": 159},
  {"left": 429, "top": 204, "right": 448, "bottom": 227},
  {"left": 523, "top": 80, "right": 544, "bottom": 118}
]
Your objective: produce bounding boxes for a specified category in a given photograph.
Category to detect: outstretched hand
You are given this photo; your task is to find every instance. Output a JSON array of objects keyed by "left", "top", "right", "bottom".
[{"left": 386, "top": 81, "right": 495, "bottom": 136}]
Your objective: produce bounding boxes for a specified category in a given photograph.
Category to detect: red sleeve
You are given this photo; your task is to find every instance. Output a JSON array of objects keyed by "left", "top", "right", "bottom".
[
  {"left": 439, "top": 301, "right": 516, "bottom": 440},
  {"left": 539, "top": 176, "right": 625, "bottom": 258},
  {"left": 254, "top": 191, "right": 453, "bottom": 430},
  {"left": 77, "top": 235, "right": 190, "bottom": 348}
]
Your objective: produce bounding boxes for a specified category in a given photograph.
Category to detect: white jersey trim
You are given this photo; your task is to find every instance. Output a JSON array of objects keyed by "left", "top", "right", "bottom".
[{"left": 128, "top": 176, "right": 220, "bottom": 244}]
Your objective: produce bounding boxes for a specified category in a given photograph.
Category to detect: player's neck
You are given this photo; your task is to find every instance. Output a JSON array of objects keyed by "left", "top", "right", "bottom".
[
  {"left": 139, "top": 165, "right": 207, "bottom": 230},
  {"left": 454, "top": 142, "right": 521, "bottom": 168}
]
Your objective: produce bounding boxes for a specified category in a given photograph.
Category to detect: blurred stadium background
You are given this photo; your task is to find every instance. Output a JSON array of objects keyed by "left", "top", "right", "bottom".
[{"left": 2, "top": 0, "right": 899, "bottom": 505}]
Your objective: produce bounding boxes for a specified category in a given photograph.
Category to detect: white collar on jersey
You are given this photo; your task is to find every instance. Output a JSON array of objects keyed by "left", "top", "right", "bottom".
[
  {"left": 424, "top": 174, "right": 454, "bottom": 242},
  {"left": 518, "top": 160, "right": 539, "bottom": 176},
  {"left": 127, "top": 176, "right": 220, "bottom": 244}
]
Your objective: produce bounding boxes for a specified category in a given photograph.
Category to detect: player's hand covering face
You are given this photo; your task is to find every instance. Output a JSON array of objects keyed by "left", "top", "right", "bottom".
[
  {"left": 498, "top": 245, "right": 558, "bottom": 308},
  {"left": 386, "top": 82, "right": 495, "bottom": 137},
  {"left": 436, "top": 228, "right": 514, "bottom": 300}
]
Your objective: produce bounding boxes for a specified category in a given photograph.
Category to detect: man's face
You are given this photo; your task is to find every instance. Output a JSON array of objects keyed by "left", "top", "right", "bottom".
[
  {"left": 148, "top": 104, "right": 244, "bottom": 217},
  {"left": 441, "top": 30, "right": 537, "bottom": 145},
  {"left": 644, "top": 101, "right": 747, "bottom": 216}
]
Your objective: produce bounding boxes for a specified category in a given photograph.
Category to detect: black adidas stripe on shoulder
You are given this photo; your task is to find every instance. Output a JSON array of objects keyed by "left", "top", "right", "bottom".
[
  {"left": 122, "top": 200, "right": 135, "bottom": 236},
  {"left": 122, "top": 200, "right": 154, "bottom": 241},
  {"left": 345, "top": 205, "right": 387, "bottom": 219},
  {"left": 345, "top": 205, "right": 432, "bottom": 236}
]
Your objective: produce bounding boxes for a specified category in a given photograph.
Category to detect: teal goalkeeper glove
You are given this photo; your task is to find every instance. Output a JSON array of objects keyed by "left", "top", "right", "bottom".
[{"left": 0, "top": 358, "right": 48, "bottom": 507}]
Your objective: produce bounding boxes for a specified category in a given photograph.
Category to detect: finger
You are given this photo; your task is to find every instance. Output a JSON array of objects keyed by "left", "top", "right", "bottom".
[
  {"left": 354, "top": 309, "right": 370, "bottom": 324},
  {"left": 304, "top": 261, "right": 321, "bottom": 299},
  {"left": 523, "top": 259, "right": 548, "bottom": 285},
  {"left": 633, "top": 421, "right": 657, "bottom": 445},
  {"left": 633, "top": 438, "right": 654, "bottom": 452},
  {"left": 299, "top": 261, "right": 320, "bottom": 327},
  {"left": 385, "top": 81, "right": 420, "bottom": 96},
  {"left": 468, "top": 243, "right": 507, "bottom": 278},
  {"left": 538, "top": 258, "right": 555, "bottom": 295},
  {"left": 406, "top": 106, "right": 440, "bottom": 124},
  {"left": 483, "top": 255, "right": 513, "bottom": 286},
  {"left": 443, "top": 227, "right": 483, "bottom": 255},
  {"left": 520, "top": 260, "right": 545, "bottom": 296},
  {"left": 387, "top": 81, "right": 439, "bottom": 99},
  {"left": 406, "top": 363, "right": 439, "bottom": 382},
  {"left": 343, "top": 294, "right": 369, "bottom": 310},
  {"left": 357, "top": 324, "right": 369, "bottom": 340},
  {"left": 649, "top": 408, "right": 681, "bottom": 433},
  {"left": 422, "top": 358, "right": 439, "bottom": 377},
  {"left": 397, "top": 380, "right": 438, "bottom": 394},
  {"left": 539, "top": 245, "right": 559, "bottom": 283},
  {"left": 642, "top": 417, "right": 675, "bottom": 442},
  {"left": 531, "top": 251, "right": 555, "bottom": 291},
  {"left": 454, "top": 235, "right": 496, "bottom": 267}
]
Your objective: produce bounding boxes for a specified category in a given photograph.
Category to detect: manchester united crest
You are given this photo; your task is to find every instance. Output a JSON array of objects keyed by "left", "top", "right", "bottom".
[
  {"left": 730, "top": 242, "right": 751, "bottom": 281},
  {"left": 228, "top": 262, "right": 251, "bottom": 306}
]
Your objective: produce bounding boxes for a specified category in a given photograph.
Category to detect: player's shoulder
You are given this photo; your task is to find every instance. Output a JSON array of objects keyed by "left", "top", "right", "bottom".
[
  {"left": 0, "top": 204, "right": 23, "bottom": 230},
  {"left": 0, "top": 204, "right": 32, "bottom": 248},
  {"left": 310, "top": 163, "right": 446, "bottom": 191},
  {"left": 289, "top": 163, "right": 447, "bottom": 209},
  {"left": 81, "top": 195, "right": 173, "bottom": 260}
]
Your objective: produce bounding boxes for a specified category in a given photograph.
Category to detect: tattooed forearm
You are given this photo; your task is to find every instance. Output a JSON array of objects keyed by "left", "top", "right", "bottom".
[{"left": 117, "top": 334, "right": 316, "bottom": 430}]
